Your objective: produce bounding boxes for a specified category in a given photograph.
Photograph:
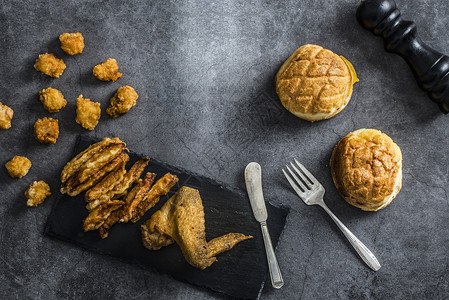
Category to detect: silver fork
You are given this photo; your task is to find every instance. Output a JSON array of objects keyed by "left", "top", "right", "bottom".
[{"left": 282, "top": 159, "right": 381, "bottom": 271}]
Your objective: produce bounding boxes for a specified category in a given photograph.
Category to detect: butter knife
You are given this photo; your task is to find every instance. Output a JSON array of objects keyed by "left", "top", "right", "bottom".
[{"left": 245, "top": 162, "right": 284, "bottom": 289}]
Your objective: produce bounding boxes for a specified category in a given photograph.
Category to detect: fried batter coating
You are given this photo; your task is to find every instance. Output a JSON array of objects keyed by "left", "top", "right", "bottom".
[
  {"left": 92, "top": 58, "right": 122, "bottom": 82},
  {"left": 34, "top": 53, "right": 66, "bottom": 78},
  {"left": 86, "top": 157, "right": 149, "bottom": 211},
  {"left": 141, "top": 186, "right": 253, "bottom": 269},
  {"left": 34, "top": 117, "right": 59, "bottom": 144},
  {"left": 119, "top": 172, "right": 157, "bottom": 223},
  {"left": 85, "top": 163, "right": 126, "bottom": 202},
  {"left": 61, "top": 137, "right": 125, "bottom": 184},
  {"left": 75, "top": 95, "right": 101, "bottom": 130},
  {"left": 98, "top": 208, "right": 122, "bottom": 239},
  {"left": 65, "top": 143, "right": 126, "bottom": 188},
  {"left": 130, "top": 173, "right": 179, "bottom": 223},
  {"left": 25, "top": 180, "right": 51, "bottom": 207},
  {"left": 5, "top": 156, "right": 31, "bottom": 178},
  {"left": 106, "top": 86, "right": 139, "bottom": 118},
  {"left": 59, "top": 32, "right": 84, "bottom": 55},
  {"left": 62, "top": 149, "right": 128, "bottom": 196},
  {"left": 39, "top": 88, "right": 67, "bottom": 113},
  {"left": 83, "top": 200, "right": 124, "bottom": 232},
  {"left": 0, "top": 102, "right": 13, "bottom": 129}
]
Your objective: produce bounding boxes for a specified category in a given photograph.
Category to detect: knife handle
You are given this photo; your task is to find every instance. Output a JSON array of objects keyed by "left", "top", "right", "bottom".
[
  {"left": 356, "top": 0, "right": 449, "bottom": 113},
  {"left": 260, "top": 221, "right": 284, "bottom": 289}
]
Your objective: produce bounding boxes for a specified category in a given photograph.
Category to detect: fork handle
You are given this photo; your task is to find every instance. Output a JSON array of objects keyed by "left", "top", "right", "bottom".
[
  {"left": 260, "top": 221, "right": 284, "bottom": 289},
  {"left": 319, "top": 203, "right": 381, "bottom": 271}
]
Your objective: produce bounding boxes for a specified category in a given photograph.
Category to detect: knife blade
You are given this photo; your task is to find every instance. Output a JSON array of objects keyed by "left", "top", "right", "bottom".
[{"left": 245, "top": 162, "right": 284, "bottom": 289}]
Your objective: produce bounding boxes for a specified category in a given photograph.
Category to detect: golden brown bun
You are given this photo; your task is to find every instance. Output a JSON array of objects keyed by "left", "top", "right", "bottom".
[
  {"left": 330, "top": 129, "right": 402, "bottom": 211},
  {"left": 275, "top": 44, "right": 358, "bottom": 122}
]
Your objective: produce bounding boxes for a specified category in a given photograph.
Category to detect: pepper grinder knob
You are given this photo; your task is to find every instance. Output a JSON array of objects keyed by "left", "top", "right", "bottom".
[{"left": 356, "top": 0, "right": 449, "bottom": 113}]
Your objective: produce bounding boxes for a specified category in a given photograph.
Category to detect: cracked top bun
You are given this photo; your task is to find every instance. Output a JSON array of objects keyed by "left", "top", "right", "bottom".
[
  {"left": 330, "top": 129, "right": 402, "bottom": 211},
  {"left": 275, "top": 44, "right": 358, "bottom": 122}
]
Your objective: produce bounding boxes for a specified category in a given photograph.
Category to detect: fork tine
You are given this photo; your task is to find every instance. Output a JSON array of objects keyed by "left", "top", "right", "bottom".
[
  {"left": 286, "top": 165, "right": 309, "bottom": 192},
  {"left": 282, "top": 169, "right": 305, "bottom": 197},
  {"left": 294, "top": 158, "right": 318, "bottom": 184},
  {"left": 289, "top": 162, "right": 311, "bottom": 189}
]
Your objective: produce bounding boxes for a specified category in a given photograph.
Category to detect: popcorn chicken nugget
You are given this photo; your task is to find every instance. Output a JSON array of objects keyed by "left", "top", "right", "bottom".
[
  {"left": 39, "top": 88, "right": 67, "bottom": 113},
  {"left": 75, "top": 95, "right": 101, "bottom": 130},
  {"left": 0, "top": 102, "right": 13, "bottom": 129},
  {"left": 93, "top": 58, "right": 122, "bottom": 82},
  {"left": 34, "top": 53, "right": 66, "bottom": 78},
  {"left": 5, "top": 156, "right": 31, "bottom": 178},
  {"left": 25, "top": 180, "right": 51, "bottom": 207},
  {"left": 107, "top": 86, "right": 139, "bottom": 118},
  {"left": 34, "top": 117, "right": 59, "bottom": 144},
  {"left": 59, "top": 32, "right": 85, "bottom": 55}
]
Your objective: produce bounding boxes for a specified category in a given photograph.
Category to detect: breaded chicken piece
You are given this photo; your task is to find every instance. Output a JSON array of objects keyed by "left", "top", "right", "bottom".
[
  {"left": 25, "top": 180, "right": 51, "bottom": 207},
  {"left": 93, "top": 58, "right": 122, "bottom": 82},
  {"left": 0, "top": 102, "right": 13, "bottom": 129},
  {"left": 106, "top": 86, "right": 139, "bottom": 118},
  {"left": 5, "top": 156, "right": 31, "bottom": 178},
  {"left": 75, "top": 95, "right": 101, "bottom": 130},
  {"left": 141, "top": 186, "right": 253, "bottom": 269},
  {"left": 34, "top": 117, "right": 59, "bottom": 144},
  {"left": 39, "top": 88, "right": 67, "bottom": 113},
  {"left": 59, "top": 32, "right": 85, "bottom": 55},
  {"left": 34, "top": 53, "right": 66, "bottom": 78}
]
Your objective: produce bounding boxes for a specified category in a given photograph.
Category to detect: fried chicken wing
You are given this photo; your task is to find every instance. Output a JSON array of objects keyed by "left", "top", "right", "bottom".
[
  {"left": 75, "top": 95, "right": 101, "bottom": 130},
  {"left": 59, "top": 32, "right": 84, "bottom": 55},
  {"left": 61, "top": 137, "right": 124, "bottom": 184},
  {"left": 0, "top": 102, "right": 13, "bottom": 129},
  {"left": 93, "top": 58, "right": 122, "bottom": 82},
  {"left": 130, "top": 173, "right": 178, "bottom": 223},
  {"left": 86, "top": 157, "right": 149, "bottom": 211},
  {"left": 25, "top": 180, "right": 51, "bottom": 207},
  {"left": 34, "top": 117, "right": 59, "bottom": 144},
  {"left": 106, "top": 86, "right": 139, "bottom": 118},
  {"left": 34, "top": 53, "right": 66, "bottom": 78},
  {"left": 39, "top": 87, "right": 67, "bottom": 113},
  {"left": 83, "top": 200, "right": 124, "bottom": 232},
  {"left": 5, "top": 156, "right": 31, "bottom": 178},
  {"left": 141, "top": 186, "right": 252, "bottom": 269}
]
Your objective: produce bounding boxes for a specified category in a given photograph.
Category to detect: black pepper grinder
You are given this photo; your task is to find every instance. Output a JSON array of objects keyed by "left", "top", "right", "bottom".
[{"left": 356, "top": 0, "right": 449, "bottom": 113}]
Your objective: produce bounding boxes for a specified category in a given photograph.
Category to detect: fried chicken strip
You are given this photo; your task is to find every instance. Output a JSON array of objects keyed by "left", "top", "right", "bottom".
[
  {"left": 119, "top": 172, "right": 157, "bottom": 223},
  {"left": 141, "top": 186, "right": 252, "bottom": 269},
  {"left": 61, "top": 137, "right": 124, "bottom": 184},
  {"left": 130, "top": 173, "right": 178, "bottom": 223},
  {"left": 85, "top": 163, "right": 126, "bottom": 202},
  {"left": 83, "top": 200, "right": 124, "bottom": 232},
  {"left": 86, "top": 157, "right": 149, "bottom": 211},
  {"left": 63, "top": 143, "right": 126, "bottom": 189},
  {"left": 64, "top": 151, "right": 129, "bottom": 196}
]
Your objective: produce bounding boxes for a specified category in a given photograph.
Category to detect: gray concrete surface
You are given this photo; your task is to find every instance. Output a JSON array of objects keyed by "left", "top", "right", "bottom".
[{"left": 0, "top": 0, "right": 448, "bottom": 299}]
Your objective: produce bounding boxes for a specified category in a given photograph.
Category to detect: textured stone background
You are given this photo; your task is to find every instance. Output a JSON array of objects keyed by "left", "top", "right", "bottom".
[{"left": 0, "top": 0, "right": 448, "bottom": 299}]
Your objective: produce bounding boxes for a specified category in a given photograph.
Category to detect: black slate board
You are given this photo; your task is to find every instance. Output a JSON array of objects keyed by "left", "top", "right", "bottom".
[{"left": 45, "top": 136, "right": 289, "bottom": 299}]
